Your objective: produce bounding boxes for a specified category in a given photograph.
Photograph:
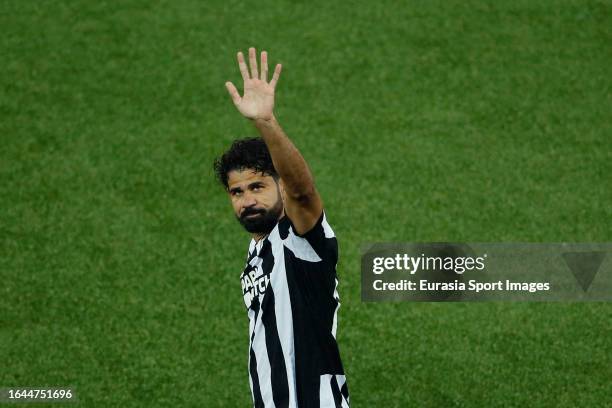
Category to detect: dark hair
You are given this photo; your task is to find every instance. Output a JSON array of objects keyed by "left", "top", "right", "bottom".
[{"left": 213, "top": 137, "right": 278, "bottom": 188}]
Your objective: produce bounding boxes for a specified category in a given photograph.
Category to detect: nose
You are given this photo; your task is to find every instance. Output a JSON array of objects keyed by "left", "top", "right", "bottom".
[{"left": 242, "top": 191, "right": 257, "bottom": 208}]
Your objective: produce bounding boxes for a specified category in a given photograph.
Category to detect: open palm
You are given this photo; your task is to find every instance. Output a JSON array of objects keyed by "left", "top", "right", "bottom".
[{"left": 225, "top": 47, "right": 282, "bottom": 121}]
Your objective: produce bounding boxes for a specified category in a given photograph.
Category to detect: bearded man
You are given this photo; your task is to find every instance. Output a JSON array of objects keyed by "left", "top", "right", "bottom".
[{"left": 213, "top": 47, "right": 350, "bottom": 408}]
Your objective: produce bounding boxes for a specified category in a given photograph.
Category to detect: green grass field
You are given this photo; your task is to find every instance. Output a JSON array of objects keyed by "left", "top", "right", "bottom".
[{"left": 1, "top": 0, "right": 611, "bottom": 406}]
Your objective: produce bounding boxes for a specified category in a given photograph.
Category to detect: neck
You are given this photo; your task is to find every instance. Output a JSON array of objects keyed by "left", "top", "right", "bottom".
[{"left": 252, "top": 233, "right": 266, "bottom": 243}]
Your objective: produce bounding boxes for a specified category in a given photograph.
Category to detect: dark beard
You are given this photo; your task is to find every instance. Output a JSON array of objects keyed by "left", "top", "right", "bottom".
[{"left": 237, "top": 201, "right": 283, "bottom": 234}]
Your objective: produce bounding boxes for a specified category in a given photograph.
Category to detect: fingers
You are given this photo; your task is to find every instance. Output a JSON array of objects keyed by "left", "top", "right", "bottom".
[
  {"left": 236, "top": 47, "right": 278, "bottom": 85},
  {"left": 260, "top": 51, "right": 268, "bottom": 81},
  {"left": 237, "top": 52, "right": 249, "bottom": 82},
  {"left": 269, "top": 63, "right": 282, "bottom": 88},
  {"left": 248, "top": 47, "right": 259, "bottom": 79},
  {"left": 225, "top": 81, "right": 241, "bottom": 106}
]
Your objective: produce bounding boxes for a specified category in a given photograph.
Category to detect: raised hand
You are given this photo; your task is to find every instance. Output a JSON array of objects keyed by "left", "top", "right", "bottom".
[{"left": 225, "top": 47, "right": 282, "bottom": 121}]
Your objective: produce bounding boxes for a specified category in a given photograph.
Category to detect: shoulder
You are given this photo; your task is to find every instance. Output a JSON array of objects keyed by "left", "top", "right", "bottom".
[{"left": 276, "top": 210, "right": 337, "bottom": 262}]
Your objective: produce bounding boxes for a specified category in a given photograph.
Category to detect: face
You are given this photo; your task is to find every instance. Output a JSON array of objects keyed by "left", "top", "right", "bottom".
[{"left": 227, "top": 169, "right": 284, "bottom": 235}]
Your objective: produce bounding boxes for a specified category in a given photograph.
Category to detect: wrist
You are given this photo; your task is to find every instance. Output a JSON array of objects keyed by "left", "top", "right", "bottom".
[{"left": 253, "top": 114, "right": 277, "bottom": 127}]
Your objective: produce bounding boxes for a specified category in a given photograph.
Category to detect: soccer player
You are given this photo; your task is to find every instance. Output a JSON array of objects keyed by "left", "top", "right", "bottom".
[{"left": 214, "top": 47, "right": 350, "bottom": 407}]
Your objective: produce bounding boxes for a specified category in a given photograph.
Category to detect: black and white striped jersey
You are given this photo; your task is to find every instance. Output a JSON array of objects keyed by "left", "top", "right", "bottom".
[{"left": 240, "top": 211, "right": 350, "bottom": 408}]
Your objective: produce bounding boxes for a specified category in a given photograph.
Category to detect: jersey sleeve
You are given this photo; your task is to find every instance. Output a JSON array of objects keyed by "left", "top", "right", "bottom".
[
  {"left": 288, "top": 210, "right": 338, "bottom": 265},
  {"left": 279, "top": 211, "right": 338, "bottom": 268}
]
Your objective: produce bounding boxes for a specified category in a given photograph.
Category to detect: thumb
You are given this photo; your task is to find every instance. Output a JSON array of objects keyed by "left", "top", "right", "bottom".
[{"left": 225, "top": 82, "right": 241, "bottom": 106}]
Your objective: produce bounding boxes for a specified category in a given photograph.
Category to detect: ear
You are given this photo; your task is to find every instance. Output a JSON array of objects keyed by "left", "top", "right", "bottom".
[{"left": 278, "top": 179, "right": 287, "bottom": 203}]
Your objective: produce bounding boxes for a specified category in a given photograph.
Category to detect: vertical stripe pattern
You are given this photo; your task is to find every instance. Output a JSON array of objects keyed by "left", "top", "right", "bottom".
[{"left": 240, "top": 211, "right": 349, "bottom": 407}]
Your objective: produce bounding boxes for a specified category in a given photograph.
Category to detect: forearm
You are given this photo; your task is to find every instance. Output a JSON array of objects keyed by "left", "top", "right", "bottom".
[{"left": 253, "top": 115, "right": 315, "bottom": 199}]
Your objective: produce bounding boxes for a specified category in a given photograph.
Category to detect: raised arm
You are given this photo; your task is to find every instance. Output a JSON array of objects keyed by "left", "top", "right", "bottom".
[{"left": 225, "top": 47, "right": 323, "bottom": 235}]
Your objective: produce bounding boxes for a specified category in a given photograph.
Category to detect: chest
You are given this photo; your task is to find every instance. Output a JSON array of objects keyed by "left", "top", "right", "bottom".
[{"left": 240, "top": 239, "right": 277, "bottom": 310}]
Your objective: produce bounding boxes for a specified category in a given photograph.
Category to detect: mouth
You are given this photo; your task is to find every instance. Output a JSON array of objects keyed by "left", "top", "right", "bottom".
[{"left": 242, "top": 210, "right": 264, "bottom": 220}]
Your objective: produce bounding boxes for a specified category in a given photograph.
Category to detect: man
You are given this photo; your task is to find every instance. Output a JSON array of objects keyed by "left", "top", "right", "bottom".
[{"left": 214, "top": 47, "right": 350, "bottom": 408}]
